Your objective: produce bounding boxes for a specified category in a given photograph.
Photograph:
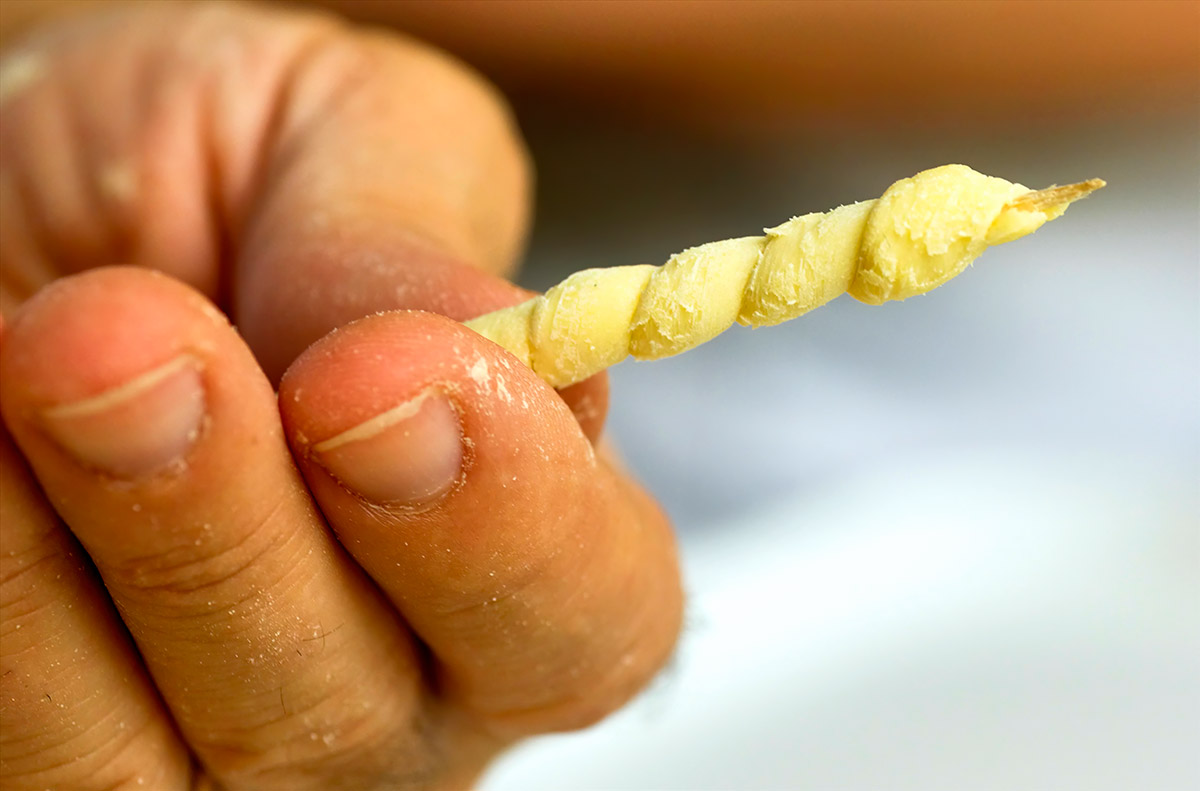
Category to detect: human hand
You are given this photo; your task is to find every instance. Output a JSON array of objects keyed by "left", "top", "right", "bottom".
[{"left": 0, "top": 3, "right": 682, "bottom": 789}]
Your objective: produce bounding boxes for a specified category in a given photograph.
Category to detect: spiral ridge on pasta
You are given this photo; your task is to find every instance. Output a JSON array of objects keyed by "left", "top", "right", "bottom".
[{"left": 465, "top": 164, "right": 1102, "bottom": 388}]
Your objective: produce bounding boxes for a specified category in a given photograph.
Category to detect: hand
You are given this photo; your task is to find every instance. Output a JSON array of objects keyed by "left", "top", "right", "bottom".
[{"left": 0, "top": 3, "right": 682, "bottom": 789}]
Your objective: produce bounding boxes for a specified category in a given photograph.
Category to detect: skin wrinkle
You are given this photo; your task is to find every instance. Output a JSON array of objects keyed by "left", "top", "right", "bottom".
[
  {"left": 0, "top": 171, "right": 56, "bottom": 308},
  {"left": 226, "top": 24, "right": 523, "bottom": 379},
  {"left": 3, "top": 5, "right": 186, "bottom": 293},
  {"left": 169, "top": 3, "right": 247, "bottom": 305},
  {"left": 185, "top": 674, "right": 416, "bottom": 783},
  {"left": 200, "top": 57, "right": 236, "bottom": 316},
  {"left": 1, "top": 689, "right": 156, "bottom": 782},
  {"left": 232, "top": 27, "right": 387, "bottom": 285},
  {"left": 196, "top": 654, "right": 436, "bottom": 790},
  {"left": 253, "top": 26, "right": 526, "bottom": 276},
  {"left": 58, "top": 44, "right": 130, "bottom": 275},
  {"left": 253, "top": 25, "right": 379, "bottom": 192},
  {"left": 217, "top": 16, "right": 353, "bottom": 279},
  {"left": 1, "top": 426, "right": 187, "bottom": 789},
  {"left": 0, "top": 572, "right": 63, "bottom": 626},
  {"left": 3, "top": 12, "right": 145, "bottom": 282},
  {"left": 0, "top": 3, "right": 362, "bottom": 310},
  {"left": 434, "top": 497, "right": 659, "bottom": 728},
  {"left": 0, "top": 527, "right": 68, "bottom": 592},
  {"left": 4, "top": 76, "right": 75, "bottom": 284},
  {"left": 107, "top": 495, "right": 297, "bottom": 617},
  {"left": 133, "top": 3, "right": 200, "bottom": 292}
]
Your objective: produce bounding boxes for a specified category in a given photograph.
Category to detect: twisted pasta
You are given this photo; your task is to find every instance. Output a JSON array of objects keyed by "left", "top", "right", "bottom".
[{"left": 465, "top": 164, "right": 1103, "bottom": 388}]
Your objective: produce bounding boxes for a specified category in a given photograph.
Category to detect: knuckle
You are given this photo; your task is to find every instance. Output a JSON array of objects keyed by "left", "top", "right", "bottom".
[
  {"left": 469, "top": 644, "right": 678, "bottom": 737},
  {"left": 453, "top": 492, "right": 684, "bottom": 735},
  {"left": 198, "top": 697, "right": 444, "bottom": 791},
  {"left": 103, "top": 496, "right": 291, "bottom": 613}
]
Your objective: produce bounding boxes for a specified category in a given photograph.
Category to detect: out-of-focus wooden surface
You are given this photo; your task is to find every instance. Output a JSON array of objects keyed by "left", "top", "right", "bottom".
[
  {"left": 4, "top": 1, "right": 1196, "bottom": 136},
  {"left": 317, "top": 0, "right": 1200, "bottom": 134}
]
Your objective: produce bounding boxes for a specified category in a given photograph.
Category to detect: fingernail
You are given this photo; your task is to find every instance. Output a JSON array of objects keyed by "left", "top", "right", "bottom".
[
  {"left": 311, "top": 388, "right": 463, "bottom": 505},
  {"left": 40, "top": 355, "right": 206, "bottom": 478}
]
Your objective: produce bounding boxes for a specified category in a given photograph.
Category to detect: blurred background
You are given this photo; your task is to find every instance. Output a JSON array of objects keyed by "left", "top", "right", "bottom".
[
  {"left": 12, "top": 0, "right": 1190, "bottom": 786},
  {"left": 309, "top": 2, "right": 1200, "bottom": 789}
]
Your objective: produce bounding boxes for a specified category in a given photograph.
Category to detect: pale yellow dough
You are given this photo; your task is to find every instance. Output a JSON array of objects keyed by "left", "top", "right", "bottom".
[{"left": 466, "top": 164, "right": 1102, "bottom": 388}]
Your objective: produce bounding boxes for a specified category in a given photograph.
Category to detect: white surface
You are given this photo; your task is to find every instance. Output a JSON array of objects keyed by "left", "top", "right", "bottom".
[
  {"left": 593, "top": 126, "right": 1199, "bottom": 532},
  {"left": 493, "top": 117, "right": 1199, "bottom": 789},
  {"left": 484, "top": 450, "right": 1198, "bottom": 790}
]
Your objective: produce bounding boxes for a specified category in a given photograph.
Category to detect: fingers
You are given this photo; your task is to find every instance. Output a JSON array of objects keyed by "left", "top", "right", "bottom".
[
  {"left": 217, "top": 9, "right": 617, "bottom": 435},
  {"left": 0, "top": 268, "right": 444, "bottom": 789},
  {"left": 0, "top": 2, "right": 222, "bottom": 297},
  {"left": 1, "top": 2, "right": 530, "bottom": 365},
  {"left": 280, "top": 311, "right": 684, "bottom": 736},
  {"left": 231, "top": 11, "right": 532, "bottom": 380},
  {"left": 0, "top": 0, "right": 609, "bottom": 436},
  {"left": 0, "top": 421, "right": 192, "bottom": 790}
]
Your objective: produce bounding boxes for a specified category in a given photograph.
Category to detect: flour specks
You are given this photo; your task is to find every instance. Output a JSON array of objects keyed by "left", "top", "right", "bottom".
[{"left": 468, "top": 357, "right": 490, "bottom": 389}]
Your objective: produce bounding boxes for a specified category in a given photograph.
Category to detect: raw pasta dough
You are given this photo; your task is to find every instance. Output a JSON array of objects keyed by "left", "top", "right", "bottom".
[{"left": 466, "top": 164, "right": 1102, "bottom": 388}]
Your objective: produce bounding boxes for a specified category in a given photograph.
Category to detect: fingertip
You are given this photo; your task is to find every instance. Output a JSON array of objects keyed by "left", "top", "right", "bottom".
[
  {"left": 1, "top": 266, "right": 231, "bottom": 411},
  {"left": 278, "top": 308, "right": 598, "bottom": 588},
  {"left": 0, "top": 265, "right": 275, "bottom": 499}
]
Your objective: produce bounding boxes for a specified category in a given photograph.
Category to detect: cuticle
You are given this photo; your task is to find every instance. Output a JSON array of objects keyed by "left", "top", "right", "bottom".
[
  {"left": 34, "top": 355, "right": 211, "bottom": 485},
  {"left": 312, "top": 381, "right": 472, "bottom": 513}
]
